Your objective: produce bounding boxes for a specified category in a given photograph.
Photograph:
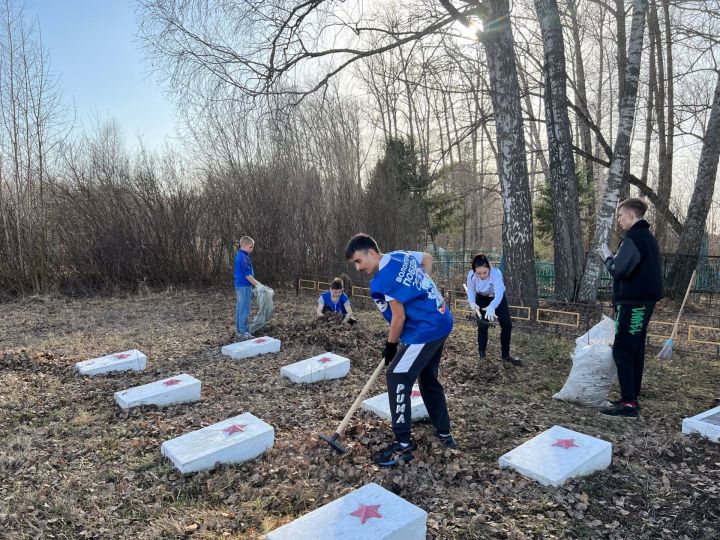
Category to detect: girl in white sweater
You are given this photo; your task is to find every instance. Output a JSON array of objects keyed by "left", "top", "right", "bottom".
[{"left": 465, "top": 253, "right": 522, "bottom": 366}]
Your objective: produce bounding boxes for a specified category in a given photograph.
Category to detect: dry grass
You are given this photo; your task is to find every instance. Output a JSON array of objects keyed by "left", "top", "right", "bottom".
[{"left": 1, "top": 288, "right": 719, "bottom": 539}]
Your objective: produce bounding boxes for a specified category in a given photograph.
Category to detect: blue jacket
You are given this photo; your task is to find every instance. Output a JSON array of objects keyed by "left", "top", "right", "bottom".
[
  {"left": 319, "top": 291, "right": 349, "bottom": 314},
  {"left": 234, "top": 249, "right": 254, "bottom": 287}
]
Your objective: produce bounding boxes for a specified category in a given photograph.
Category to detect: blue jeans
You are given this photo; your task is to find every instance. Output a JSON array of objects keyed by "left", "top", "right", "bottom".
[{"left": 235, "top": 285, "right": 252, "bottom": 334}]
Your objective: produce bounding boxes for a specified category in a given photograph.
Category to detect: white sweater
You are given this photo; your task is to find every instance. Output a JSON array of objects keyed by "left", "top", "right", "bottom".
[{"left": 466, "top": 267, "right": 505, "bottom": 310}]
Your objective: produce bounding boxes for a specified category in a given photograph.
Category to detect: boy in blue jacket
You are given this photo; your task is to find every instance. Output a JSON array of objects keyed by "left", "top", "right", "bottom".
[
  {"left": 316, "top": 277, "right": 356, "bottom": 324},
  {"left": 233, "top": 236, "right": 266, "bottom": 339}
]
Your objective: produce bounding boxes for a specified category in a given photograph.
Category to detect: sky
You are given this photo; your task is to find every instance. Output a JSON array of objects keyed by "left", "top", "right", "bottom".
[{"left": 24, "top": 0, "right": 176, "bottom": 150}]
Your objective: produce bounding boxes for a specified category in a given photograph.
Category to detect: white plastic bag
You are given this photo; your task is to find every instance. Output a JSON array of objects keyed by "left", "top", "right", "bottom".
[
  {"left": 553, "top": 316, "right": 617, "bottom": 408},
  {"left": 249, "top": 286, "right": 274, "bottom": 335},
  {"left": 575, "top": 314, "right": 616, "bottom": 347}
]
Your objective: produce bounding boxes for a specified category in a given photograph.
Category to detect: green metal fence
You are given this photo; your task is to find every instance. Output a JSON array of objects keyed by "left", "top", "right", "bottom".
[{"left": 426, "top": 250, "right": 720, "bottom": 298}]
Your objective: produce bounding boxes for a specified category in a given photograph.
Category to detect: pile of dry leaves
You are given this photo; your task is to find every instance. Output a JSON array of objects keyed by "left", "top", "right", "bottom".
[{"left": 0, "top": 288, "right": 718, "bottom": 539}]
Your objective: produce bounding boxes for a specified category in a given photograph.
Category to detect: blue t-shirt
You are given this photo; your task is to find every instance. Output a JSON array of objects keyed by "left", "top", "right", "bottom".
[
  {"left": 319, "top": 291, "right": 349, "bottom": 314},
  {"left": 370, "top": 251, "right": 453, "bottom": 344},
  {"left": 234, "top": 249, "right": 254, "bottom": 287}
]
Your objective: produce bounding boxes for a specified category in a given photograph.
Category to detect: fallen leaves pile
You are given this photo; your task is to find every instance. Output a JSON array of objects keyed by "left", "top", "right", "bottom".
[{"left": 0, "top": 288, "right": 719, "bottom": 539}]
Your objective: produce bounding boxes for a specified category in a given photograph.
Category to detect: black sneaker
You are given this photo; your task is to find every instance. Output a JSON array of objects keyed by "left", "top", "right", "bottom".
[
  {"left": 609, "top": 399, "right": 642, "bottom": 411},
  {"left": 437, "top": 433, "right": 457, "bottom": 449},
  {"left": 503, "top": 355, "right": 523, "bottom": 367},
  {"left": 372, "top": 440, "right": 416, "bottom": 467},
  {"left": 601, "top": 402, "right": 639, "bottom": 418},
  {"left": 479, "top": 351, "right": 486, "bottom": 361}
]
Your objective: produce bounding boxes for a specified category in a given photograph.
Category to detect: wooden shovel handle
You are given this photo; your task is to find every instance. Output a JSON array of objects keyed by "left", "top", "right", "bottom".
[
  {"left": 335, "top": 357, "right": 386, "bottom": 437},
  {"left": 669, "top": 270, "right": 696, "bottom": 340}
]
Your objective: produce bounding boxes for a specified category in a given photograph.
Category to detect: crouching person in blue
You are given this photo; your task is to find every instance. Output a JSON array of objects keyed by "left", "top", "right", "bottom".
[
  {"left": 345, "top": 233, "right": 456, "bottom": 467},
  {"left": 316, "top": 277, "right": 357, "bottom": 324}
]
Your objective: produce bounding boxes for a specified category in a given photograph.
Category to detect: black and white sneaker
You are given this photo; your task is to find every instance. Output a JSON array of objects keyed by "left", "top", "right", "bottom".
[
  {"left": 372, "top": 440, "right": 416, "bottom": 467},
  {"left": 437, "top": 433, "right": 457, "bottom": 449},
  {"left": 502, "top": 355, "right": 523, "bottom": 367},
  {"left": 609, "top": 398, "right": 642, "bottom": 412},
  {"left": 601, "top": 402, "right": 639, "bottom": 418}
]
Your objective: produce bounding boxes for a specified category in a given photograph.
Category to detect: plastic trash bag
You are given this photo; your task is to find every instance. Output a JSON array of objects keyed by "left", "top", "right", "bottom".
[
  {"left": 249, "top": 285, "right": 274, "bottom": 335},
  {"left": 553, "top": 315, "right": 617, "bottom": 408}
]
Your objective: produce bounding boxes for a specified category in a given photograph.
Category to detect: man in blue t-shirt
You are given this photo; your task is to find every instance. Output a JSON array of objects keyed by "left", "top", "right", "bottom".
[
  {"left": 345, "top": 233, "right": 456, "bottom": 467},
  {"left": 233, "top": 236, "right": 266, "bottom": 339}
]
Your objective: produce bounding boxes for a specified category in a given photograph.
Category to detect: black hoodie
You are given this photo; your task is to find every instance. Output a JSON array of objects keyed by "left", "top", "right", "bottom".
[{"left": 604, "top": 219, "right": 663, "bottom": 304}]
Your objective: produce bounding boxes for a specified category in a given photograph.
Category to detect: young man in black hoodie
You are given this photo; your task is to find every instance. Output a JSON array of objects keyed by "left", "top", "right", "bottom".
[{"left": 599, "top": 198, "right": 663, "bottom": 418}]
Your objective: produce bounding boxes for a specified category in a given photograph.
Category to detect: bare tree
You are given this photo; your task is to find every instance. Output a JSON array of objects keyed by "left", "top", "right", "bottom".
[
  {"left": 0, "top": 0, "right": 66, "bottom": 293},
  {"left": 578, "top": 0, "right": 649, "bottom": 302},
  {"left": 534, "top": 0, "right": 585, "bottom": 300},
  {"left": 666, "top": 71, "right": 720, "bottom": 296},
  {"left": 138, "top": 0, "right": 539, "bottom": 302}
]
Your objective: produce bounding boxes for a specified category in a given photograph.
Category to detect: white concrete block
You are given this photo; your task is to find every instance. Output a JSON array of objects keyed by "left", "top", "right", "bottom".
[
  {"left": 75, "top": 349, "right": 147, "bottom": 376},
  {"left": 280, "top": 352, "right": 351, "bottom": 384},
  {"left": 114, "top": 373, "right": 201, "bottom": 409},
  {"left": 499, "top": 425, "right": 612, "bottom": 487},
  {"left": 266, "top": 482, "right": 426, "bottom": 540},
  {"left": 361, "top": 384, "right": 428, "bottom": 421},
  {"left": 682, "top": 404, "right": 720, "bottom": 443},
  {"left": 161, "top": 412, "right": 274, "bottom": 474},
  {"left": 221, "top": 337, "right": 281, "bottom": 360}
]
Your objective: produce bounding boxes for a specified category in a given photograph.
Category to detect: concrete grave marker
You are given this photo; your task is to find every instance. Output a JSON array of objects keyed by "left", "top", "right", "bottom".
[
  {"left": 499, "top": 425, "right": 612, "bottom": 487},
  {"left": 266, "top": 482, "right": 426, "bottom": 539},
  {"left": 114, "top": 373, "right": 201, "bottom": 409},
  {"left": 682, "top": 404, "right": 720, "bottom": 443},
  {"left": 221, "top": 337, "right": 280, "bottom": 360},
  {"left": 75, "top": 349, "right": 147, "bottom": 376},
  {"left": 280, "top": 352, "right": 351, "bottom": 384},
  {"left": 361, "top": 384, "right": 428, "bottom": 421},
  {"left": 161, "top": 412, "right": 274, "bottom": 473}
]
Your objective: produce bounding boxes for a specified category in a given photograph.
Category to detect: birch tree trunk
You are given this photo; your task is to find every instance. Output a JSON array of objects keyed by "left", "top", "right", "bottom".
[
  {"left": 648, "top": 0, "right": 671, "bottom": 248},
  {"left": 578, "top": 0, "right": 649, "bottom": 302},
  {"left": 534, "top": 0, "right": 585, "bottom": 301},
  {"left": 481, "top": 0, "right": 538, "bottom": 304},
  {"left": 565, "top": 0, "right": 595, "bottom": 202},
  {"left": 666, "top": 71, "right": 720, "bottom": 298},
  {"left": 518, "top": 64, "right": 550, "bottom": 181}
]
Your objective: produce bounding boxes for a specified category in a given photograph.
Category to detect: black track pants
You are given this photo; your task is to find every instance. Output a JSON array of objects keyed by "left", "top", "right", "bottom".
[
  {"left": 613, "top": 303, "right": 654, "bottom": 402},
  {"left": 386, "top": 338, "right": 451, "bottom": 444}
]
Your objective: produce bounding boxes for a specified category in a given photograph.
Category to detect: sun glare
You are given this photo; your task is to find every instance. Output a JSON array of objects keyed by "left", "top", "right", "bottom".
[{"left": 454, "top": 18, "right": 483, "bottom": 41}]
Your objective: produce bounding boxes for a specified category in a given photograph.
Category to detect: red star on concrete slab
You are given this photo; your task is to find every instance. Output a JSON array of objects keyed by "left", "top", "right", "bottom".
[
  {"left": 223, "top": 424, "right": 247, "bottom": 436},
  {"left": 163, "top": 379, "right": 182, "bottom": 386},
  {"left": 552, "top": 438, "right": 579, "bottom": 449},
  {"left": 113, "top": 353, "right": 131, "bottom": 359},
  {"left": 318, "top": 356, "right": 332, "bottom": 363},
  {"left": 254, "top": 338, "right": 267, "bottom": 343},
  {"left": 411, "top": 389, "right": 422, "bottom": 398},
  {"left": 349, "top": 503, "right": 382, "bottom": 525}
]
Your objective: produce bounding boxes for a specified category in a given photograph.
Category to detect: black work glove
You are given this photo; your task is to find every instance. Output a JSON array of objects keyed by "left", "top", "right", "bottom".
[{"left": 383, "top": 341, "right": 398, "bottom": 366}]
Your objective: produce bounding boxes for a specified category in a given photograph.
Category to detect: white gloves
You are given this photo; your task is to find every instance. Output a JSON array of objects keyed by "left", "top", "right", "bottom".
[
  {"left": 469, "top": 302, "right": 479, "bottom": 312},
  {"left": 600, "top": 243, "right": 613, "bottom": 261},
  {"left": 484, "top": 306, "right": 496, "bottom": 322}
]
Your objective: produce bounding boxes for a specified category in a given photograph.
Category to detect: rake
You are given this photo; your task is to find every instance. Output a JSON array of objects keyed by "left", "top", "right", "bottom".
[
  {"left": 657, "top": 270, "right": 696, "bottom": 360},
  {"left": 318, "top": 357, "right": 385, "bottom": 454}
]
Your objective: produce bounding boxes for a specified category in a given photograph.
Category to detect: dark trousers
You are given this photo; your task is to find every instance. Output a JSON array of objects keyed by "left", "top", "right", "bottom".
[
  {"left": 386, "top": 338, "right": 451, "bottom": 444},
  {"left": 475, "top": 293, "right": 512, "bottom": 358},
  {"left": 613, "top": 303, "right": 654, "bottom": 402}
]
